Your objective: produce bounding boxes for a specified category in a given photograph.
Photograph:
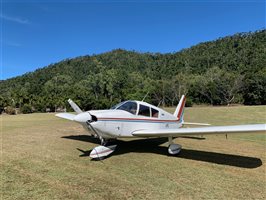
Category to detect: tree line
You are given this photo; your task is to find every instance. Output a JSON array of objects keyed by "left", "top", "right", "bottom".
[{"left": 0, "top": 30, "right": 265, "bottom": 114}]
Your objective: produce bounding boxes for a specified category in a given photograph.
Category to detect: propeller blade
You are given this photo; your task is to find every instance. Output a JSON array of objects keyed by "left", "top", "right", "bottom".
[
  {"left": 68, "top": 99, "right": 82, "bottom": 114},
  {"left": 55, "top": 113, "right": 76, "bottom": 121}
]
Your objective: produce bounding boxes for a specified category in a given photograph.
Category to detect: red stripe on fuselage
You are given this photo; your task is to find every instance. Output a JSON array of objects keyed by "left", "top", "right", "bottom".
[{"left": 98, "top": 117, "right": 179, "bottom": 122}]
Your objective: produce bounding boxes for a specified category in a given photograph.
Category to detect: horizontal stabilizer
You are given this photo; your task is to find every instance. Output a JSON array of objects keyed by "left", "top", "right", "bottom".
[
  {"left": 55, "top": 113, "right": 76, "bottom": 121},
  {"left": 133, "top": 124, "right": 266, "bottom": 137}
]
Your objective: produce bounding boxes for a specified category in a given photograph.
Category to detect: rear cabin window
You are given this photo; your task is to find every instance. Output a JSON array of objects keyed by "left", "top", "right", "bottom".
[
  {"left": 117, "top": 101, "right": 137, "bottom": 115},
  {"left": 151, "top": 108, "right": 159, "bottom": 118},
  {"left": 138, "top": 104, "right": 150, "bottom": 117}
]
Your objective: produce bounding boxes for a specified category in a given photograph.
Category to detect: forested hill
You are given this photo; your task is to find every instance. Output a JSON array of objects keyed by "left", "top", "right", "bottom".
[{"left": 0, "top": 30, "right": 265, "bottom": 113}]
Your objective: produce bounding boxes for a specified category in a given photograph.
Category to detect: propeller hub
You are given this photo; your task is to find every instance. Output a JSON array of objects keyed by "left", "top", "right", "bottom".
[{"left": 74, "top": 112, "right": 92, "bottom": 123}]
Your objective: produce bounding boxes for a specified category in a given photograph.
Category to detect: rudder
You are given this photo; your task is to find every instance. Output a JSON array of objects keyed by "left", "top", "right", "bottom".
[{"left": 173, "top": 95, "right": 186, "bottom": 122}]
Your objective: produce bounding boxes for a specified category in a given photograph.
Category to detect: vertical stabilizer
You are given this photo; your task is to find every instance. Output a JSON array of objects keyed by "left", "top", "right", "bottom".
[{"left": 173, "top": 95, "right": 186, "bottom": 121}]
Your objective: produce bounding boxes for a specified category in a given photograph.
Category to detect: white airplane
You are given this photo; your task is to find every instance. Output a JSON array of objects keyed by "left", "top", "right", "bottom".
[{"left": 56, "top": 95, "right": 266, "bottom": 159}]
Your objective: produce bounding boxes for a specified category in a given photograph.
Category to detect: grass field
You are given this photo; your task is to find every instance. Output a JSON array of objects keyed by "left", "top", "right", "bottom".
[{"left": 1, "top": 106, "right": 266, "bottom": 199}]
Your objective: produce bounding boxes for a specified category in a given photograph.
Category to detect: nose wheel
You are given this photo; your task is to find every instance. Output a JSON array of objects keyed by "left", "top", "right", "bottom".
[
  {"left": 89, "top": 137, "right": 117, "bottom": 159},
  {"left": 168, "top": 137, "right": 182, "bottom": 155},
  {"left": 90, "top": 144, "right": 117, "bottom": 159},
  {"left": 85, "top": 121, "right": 118, "bottom": 159}
]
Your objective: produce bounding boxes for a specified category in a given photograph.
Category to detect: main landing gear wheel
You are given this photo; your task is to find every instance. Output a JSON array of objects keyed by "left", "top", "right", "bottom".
[
  {"left": 168, "top": 137, "right": 182, "bottom": 155},
  {"left": 168, "top": 144, "right": 182, "bottom": 155}
]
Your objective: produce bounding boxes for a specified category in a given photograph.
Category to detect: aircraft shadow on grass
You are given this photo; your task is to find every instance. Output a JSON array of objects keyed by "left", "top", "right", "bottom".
[{"left": 62, "top": 135, "right": 262, "bottom": 169}]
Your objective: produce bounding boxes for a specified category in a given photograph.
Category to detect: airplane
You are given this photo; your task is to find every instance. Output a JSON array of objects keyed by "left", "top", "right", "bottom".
[{"left": 55, "top": 95, "right": 266, "bottom": 159}]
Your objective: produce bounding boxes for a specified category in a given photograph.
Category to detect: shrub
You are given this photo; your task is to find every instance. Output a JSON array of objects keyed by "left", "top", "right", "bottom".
[
  {"left": 34, "top": 103, "right": 46, "bottom": 112},
  {"left": 5, "top": 106, "right": 16, "bottom": 115},
  {"left": 185, "top": 98, "right": 193, "bottom": 107},
  {"left": 20, "top": 104, "right": 33, "bottom": 114}
]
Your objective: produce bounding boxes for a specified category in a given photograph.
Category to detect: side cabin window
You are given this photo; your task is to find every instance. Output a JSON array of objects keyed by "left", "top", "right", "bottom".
[
  {"left": 151, "top": 108, "right": 159, "bottom": 118},
  {"left": 117, "top": 101, "right": 137, "bottom": 115},
  {"left": 138, "top": 104, "right": 150, "bottom": 117}
]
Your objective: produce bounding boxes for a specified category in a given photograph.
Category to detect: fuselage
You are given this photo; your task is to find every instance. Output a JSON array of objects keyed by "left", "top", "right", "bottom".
[{"left": 86, "top": 100, "right": 182, "bottom": 138}]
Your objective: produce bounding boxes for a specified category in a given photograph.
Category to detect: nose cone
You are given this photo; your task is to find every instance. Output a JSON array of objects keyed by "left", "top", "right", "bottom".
[{"left": 74, "top": 112, "right": 92, "bottom": 123}]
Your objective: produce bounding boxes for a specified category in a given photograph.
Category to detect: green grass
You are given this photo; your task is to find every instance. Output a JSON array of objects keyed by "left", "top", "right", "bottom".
[{"left": 1, "top": 106, "right": 266, "bottom": 200}]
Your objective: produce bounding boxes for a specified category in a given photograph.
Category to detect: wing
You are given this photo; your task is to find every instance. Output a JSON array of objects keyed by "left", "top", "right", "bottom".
[
  {"left": 55, "top": 113, "right": 76, "bottom": 121},
  {"left": 132, "top": 124, "right": 266, "bottom": 137}
]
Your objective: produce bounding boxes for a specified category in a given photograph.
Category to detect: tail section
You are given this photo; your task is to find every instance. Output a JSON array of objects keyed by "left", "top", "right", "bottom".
[
  {"left": 173, "top": 95, "right": 186, "bottom": 122},
  {"left": 68, "top": 99, "right": 82, "bottom": 114}
]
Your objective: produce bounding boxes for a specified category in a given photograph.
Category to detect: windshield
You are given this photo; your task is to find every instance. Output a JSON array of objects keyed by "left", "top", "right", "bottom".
[
  {"left": 110, "top": 101, "right": 125, "bottom": 110},
  {"left": 116, "top": 101, "right": 137, "bottom": 115}
]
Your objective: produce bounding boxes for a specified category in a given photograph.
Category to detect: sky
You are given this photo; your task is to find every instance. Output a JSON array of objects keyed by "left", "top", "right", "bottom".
[{"left": 1, "top": 0, "right": 265, "bottom": 80}]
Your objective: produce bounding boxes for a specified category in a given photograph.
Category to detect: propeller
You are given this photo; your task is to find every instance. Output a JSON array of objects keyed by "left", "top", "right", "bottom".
[
  {"left": 67, "top": 99, "right": 92, "bottom": 123},
  {"left": 67, "top": 99, "right": 99, "bottom": 139}
]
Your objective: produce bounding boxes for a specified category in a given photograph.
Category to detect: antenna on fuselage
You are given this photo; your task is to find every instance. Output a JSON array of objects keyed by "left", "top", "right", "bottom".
[
  {"left": 141, "top": 91, "right": 149, "bottom": 102},
  {"left": 157, "top": 100, "right": 162, "bottom": 107}
]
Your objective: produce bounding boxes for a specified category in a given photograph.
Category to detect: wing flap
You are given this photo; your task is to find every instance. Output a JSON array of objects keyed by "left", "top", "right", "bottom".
[
  {"left": 55, "top": 113, "right": 76, "bottom": 121},
  {"left": 132, "top": 124, "right": 266, "bottom": 137}
]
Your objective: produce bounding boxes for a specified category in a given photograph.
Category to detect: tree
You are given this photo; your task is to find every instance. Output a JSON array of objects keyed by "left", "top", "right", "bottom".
[{"left": 44, "top": 75, "right": 73, "bottom": 111}]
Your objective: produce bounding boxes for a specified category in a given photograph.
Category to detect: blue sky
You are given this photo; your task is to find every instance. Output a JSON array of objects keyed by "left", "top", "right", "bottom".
[{"left": 1, "top": 0, "right": 265, "bottom": 80}]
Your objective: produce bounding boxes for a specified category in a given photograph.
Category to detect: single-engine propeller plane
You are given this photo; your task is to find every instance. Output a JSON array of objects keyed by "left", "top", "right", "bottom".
[{"left": 56, "top": 95, "right": 266, "bottom": 159}]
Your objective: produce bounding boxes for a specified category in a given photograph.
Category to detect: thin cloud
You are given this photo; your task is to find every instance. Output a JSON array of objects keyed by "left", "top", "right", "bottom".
[
  {"left": 1, "top": 40, "right": 22, "bottom": 47},
  {"left": 39, "top": 5, "right": 53, "bottom": 12},
  {"left": 6, "top": 41, "right": 21, "bottom": 47},
  {"left": 1, "top": 14, "right": 30, "bottom": 24}
]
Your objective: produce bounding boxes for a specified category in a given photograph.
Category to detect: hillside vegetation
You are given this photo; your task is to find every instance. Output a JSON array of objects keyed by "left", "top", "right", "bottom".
[{"left": 0, "top": 30, "right": 265, "bottom": 112}]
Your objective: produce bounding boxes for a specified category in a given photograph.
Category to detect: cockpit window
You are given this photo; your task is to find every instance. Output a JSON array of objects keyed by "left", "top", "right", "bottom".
[
  {"left": 116, "top": 101, "right": 137, "bottom": 115},
  {"left": 138, "top": 104, "right": 150, "bottom": 117}
]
